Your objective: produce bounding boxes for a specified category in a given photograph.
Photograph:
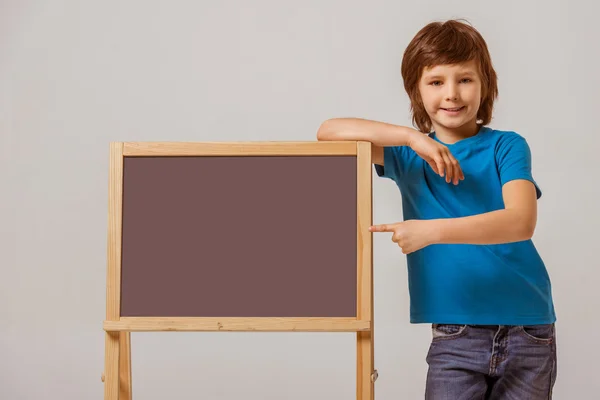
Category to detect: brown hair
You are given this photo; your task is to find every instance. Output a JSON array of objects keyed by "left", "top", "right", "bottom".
[{"left": 401, "top": 19, "right": 498, "bottom": 133}]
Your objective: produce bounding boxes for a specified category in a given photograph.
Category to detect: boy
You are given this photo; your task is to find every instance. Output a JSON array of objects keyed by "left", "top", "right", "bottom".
[{"left": 316, "top": 19, "right": 557, "bottom": 399}]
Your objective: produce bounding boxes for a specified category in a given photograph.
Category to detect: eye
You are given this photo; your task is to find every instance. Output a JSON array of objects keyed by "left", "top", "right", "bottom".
[
  {"left": 460, "top": 78, "right": 472, "bottom": 83},
  {"left": 430, "top": 81, "right": 442, "bottom": 86}
]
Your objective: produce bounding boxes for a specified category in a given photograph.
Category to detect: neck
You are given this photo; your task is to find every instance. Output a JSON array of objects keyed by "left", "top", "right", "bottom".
[{"left": 432, "top": 119, "right": 480, "bottom": 144}]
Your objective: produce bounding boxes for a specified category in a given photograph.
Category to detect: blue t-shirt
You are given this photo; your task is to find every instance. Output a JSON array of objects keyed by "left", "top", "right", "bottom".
[{"left": 374, "top": 125, "right": 556, "bottom": 325}]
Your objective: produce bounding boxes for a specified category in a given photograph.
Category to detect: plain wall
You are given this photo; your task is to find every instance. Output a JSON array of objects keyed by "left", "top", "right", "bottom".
[{"left": 1, "top": 0, "right": 598, "bottom": 398}]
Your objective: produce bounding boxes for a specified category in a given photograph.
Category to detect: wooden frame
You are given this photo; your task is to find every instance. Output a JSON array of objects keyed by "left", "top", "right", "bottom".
[{"left": 102, "top": 141, "right": 375, "bottom": 399}]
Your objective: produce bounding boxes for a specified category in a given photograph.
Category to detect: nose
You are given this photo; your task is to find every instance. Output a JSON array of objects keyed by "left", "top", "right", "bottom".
[{"left": 445, "top": 82, "right": 459, "bottom": 101}]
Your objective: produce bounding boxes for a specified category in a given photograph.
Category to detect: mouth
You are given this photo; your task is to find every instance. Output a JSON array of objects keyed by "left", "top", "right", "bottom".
[
  {"left": 442, "top": 106, "right": 465, "bottom": 115},
  {"left": 441, "top": 106, "right": 465, "bottom": 112}
]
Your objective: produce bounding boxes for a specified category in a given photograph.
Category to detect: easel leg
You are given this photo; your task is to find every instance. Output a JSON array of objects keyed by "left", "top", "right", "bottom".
[
  {"left": 104, "top": 331, "right": 120, "bottom": 400},
  {"left": 119, "top": 332, "right": 132, "bottom": 400},
  {"left": 357, "top": 330, "right": 375, "bottom": 400}
]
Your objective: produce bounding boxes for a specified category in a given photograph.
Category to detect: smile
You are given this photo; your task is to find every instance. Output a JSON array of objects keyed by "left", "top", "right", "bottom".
[{"left": 441, "top": 106, "right": 465, "bottom": 114}]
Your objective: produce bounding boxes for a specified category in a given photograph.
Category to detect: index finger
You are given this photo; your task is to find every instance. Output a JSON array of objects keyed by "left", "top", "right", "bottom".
[{"left": 369, "top": 224, "right": 392, "bottom": 232}]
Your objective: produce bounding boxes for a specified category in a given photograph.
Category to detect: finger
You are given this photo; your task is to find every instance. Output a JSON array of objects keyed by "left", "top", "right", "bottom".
[
  {"left": 441, "top": 152, "right": 453, "bottom": 183},
  {"left": 427, "top": 158, "right": 439, "bottom": 175},
  {"left": 448, "top": 154, "right": 464, "bottom": 183},
  {"left": 445, "top": 152, "right": 460, "bottom": 184},
  {"left": 434, "top": 156, "right": 445, "bottom": 178},
  {"left": 399, "top": 243, "right": 409, "bottom": 254},
  {"left": 458, "top": 165, "right": 465, "bottom": 182},
  {"left": 369, "top": 224, "right": 391, "bottom": 232},
  {"left": 449, "top": 156, "right": 461, "bottom": 185}
]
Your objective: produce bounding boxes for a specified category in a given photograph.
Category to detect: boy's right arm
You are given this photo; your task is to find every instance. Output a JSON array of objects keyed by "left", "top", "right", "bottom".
[
  {"left": 316, "top": 118, "right": 420, "bottom": 166},
  {"left": 316, "top": 117, "right": 464, "bottom": 185}
]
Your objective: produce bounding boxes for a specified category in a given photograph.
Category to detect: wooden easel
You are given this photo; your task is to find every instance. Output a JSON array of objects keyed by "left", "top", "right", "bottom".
[{"left": 102, "top": 141, "right": 376, "bottom": 399}]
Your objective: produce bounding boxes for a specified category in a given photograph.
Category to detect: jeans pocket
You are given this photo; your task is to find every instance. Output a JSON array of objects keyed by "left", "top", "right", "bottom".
[
  {"left": 518, "top": 323, "right": 555, "bottom": 344},
  {"left": 432, "top": 323, "right": 468, "bottom": 341}
]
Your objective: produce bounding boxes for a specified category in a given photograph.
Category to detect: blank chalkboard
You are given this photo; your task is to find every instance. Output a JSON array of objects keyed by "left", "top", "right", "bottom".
[
  {"left": 119, "top": 155, "right": 358, "bottom": 318},
  {"left": 102, "top": 142, "right": 376, "bottom": 400}
]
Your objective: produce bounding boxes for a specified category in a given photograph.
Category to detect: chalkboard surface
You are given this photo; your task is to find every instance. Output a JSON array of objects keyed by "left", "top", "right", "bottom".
[{"left": 119, "top": 155, "right": 358, "bottom": 318}]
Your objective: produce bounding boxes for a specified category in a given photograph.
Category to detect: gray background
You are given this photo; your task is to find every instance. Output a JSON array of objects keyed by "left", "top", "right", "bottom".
[{"left": 1, "top": 1, "right": 597, "bottom": 399}]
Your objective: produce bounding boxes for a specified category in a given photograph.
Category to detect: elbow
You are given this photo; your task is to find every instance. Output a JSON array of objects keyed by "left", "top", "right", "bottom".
[
  {"left": 316, "top": 119, "right": 336, "bottom": 141},
  {"left": 521, "top": 221, "right": 536, "bottom": 240},
  {"left": 508, "top": 208, "right": 536, "bottom": 241}
]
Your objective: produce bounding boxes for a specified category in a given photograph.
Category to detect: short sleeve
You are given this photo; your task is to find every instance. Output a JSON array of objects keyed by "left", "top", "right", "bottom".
[
  {"left": 496, "top": 133, "right": 542, "bottom": 199},
  {"left": 374, "top": 146, "right": 405, "bottom": 183}
]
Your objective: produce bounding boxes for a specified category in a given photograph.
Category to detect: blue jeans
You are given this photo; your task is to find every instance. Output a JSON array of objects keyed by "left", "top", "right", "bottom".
[{"left": 425, "top": 323, "right": 557, "bottom": 399}]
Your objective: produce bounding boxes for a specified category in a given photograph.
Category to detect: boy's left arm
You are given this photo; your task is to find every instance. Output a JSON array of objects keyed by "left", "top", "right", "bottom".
[{"left": 431, "top": 179, "right": 538, "bottom": 245}]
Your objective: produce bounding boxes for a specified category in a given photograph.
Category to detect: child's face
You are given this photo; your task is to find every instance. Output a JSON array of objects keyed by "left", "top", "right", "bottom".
[{"left": 418, "top": 59, "right": 482, "bottom": 133}]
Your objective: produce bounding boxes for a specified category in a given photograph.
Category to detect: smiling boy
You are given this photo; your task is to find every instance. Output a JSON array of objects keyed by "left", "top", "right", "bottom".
[{"left": 317, "top": 19, "right": 557, "bottom": 399}]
